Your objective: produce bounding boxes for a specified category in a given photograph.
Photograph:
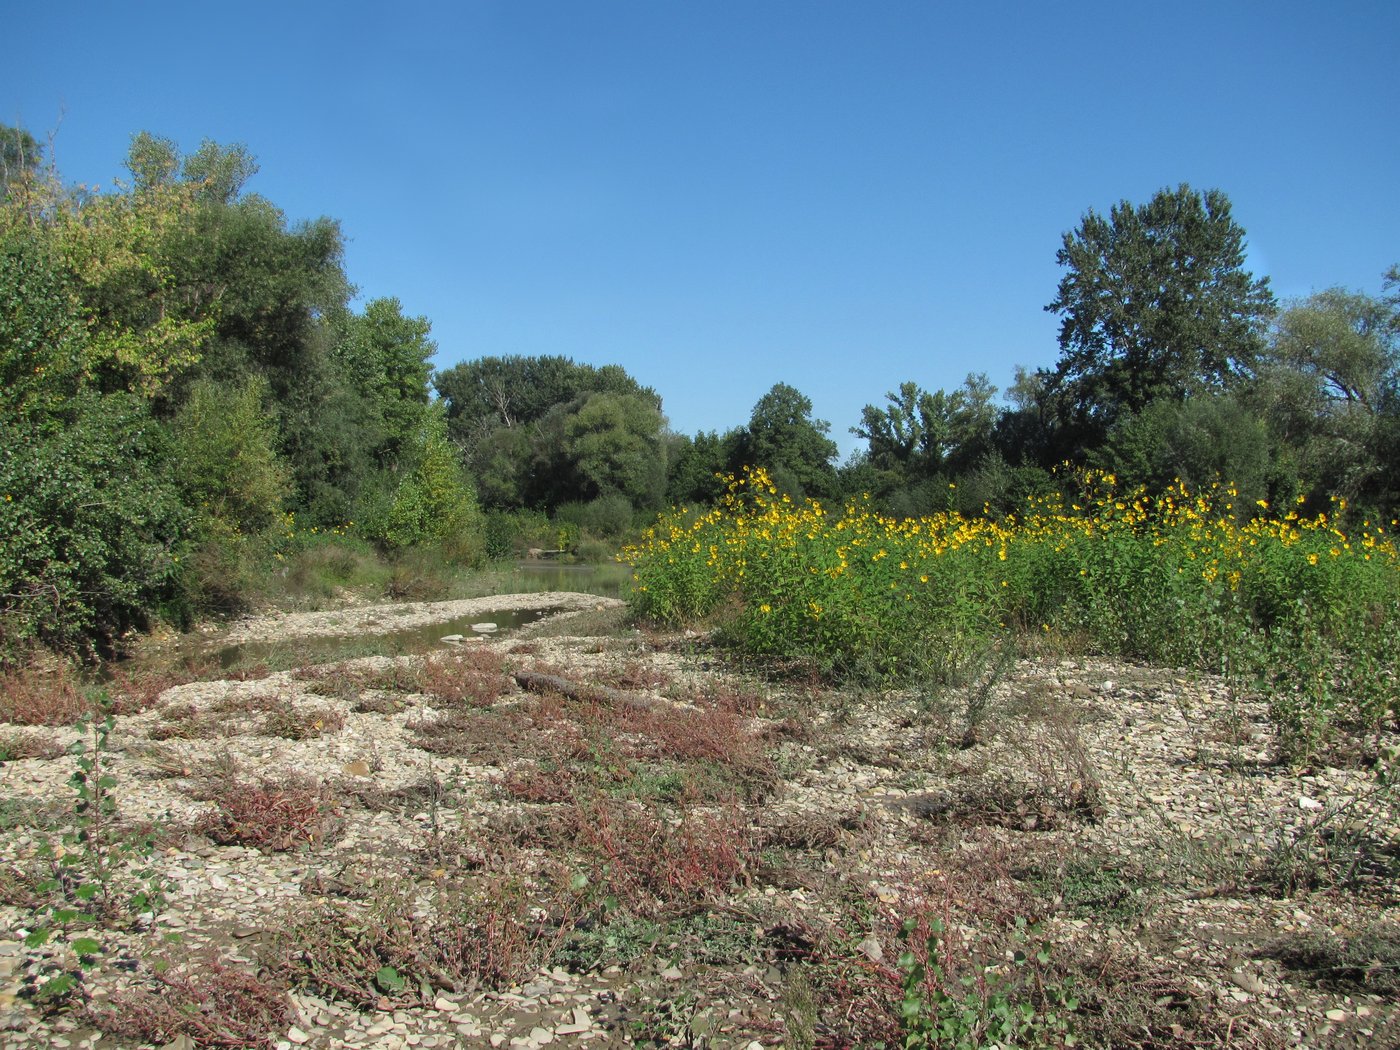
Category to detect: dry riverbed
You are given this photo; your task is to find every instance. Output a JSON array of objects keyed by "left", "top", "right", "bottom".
[{"left": 1, "top": 597, "right": 1397, "bottom": 1049}]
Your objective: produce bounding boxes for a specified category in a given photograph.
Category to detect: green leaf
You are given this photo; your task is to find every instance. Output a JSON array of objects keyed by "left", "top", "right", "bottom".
[
  {"left": 70, "top": 937, "right": 101, "bottom": 957},
  {"left": 40, "top": 973, "right": 75, "bottom": 999},
  {"left": 374, "top": 965, "right": 405, "bottom": 993}
]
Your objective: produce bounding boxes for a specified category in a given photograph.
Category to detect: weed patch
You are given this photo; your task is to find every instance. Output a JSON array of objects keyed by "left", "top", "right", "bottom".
[
  {"left": 91, "top": 953, "right": 292, "bottom": 1050},
  {"left": 194, "top": 776, "right": 341, "bottom": 852},
  {"left": 0, "top": 660, "right": 95, "bottom": 726},
  {"left": 273, "top": 874, "right": 578, "bottom": 1007}
]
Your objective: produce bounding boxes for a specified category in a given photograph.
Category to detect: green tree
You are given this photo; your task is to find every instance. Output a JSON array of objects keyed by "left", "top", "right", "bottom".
[
  {"left": 377, "top": 409, "right": 485, "bottom": 564},
  {"left": 171, "top": 375, "right": 291, "bottom": 534},
  {"left": 1044, "top": 184, "right": 1276, "bottom": 450},
  {"left": 1094, "top": 393, "right": 1274, "bottom": 511},
  {"left": 734, "top": 383, "right": 838, "bottom": 498},
  {"left": 1, "top": 123, "right": 43, "bottom": 200},
  {"left": 0, "top": 212, "right": 86, "bottom": 420},
  {"left": 332, "top": 297, "right": 435, "bottom": 465},
  {"left": 853, "top": 374, "right": 998, "bottom": 480},
  {"left": 1251, "top": 284, "right": 1399, "bottom": 508},
  {"left": 666, "top": 429, "right": 738, "bottom": 506},
  {"left": 0, "top": 392, "right": 187, "bottom": 658},
  {"left": 435, "top": 355, "right": 663, "bottom": 511},
  {"left": 564, "top": 390, "right": 668, "bottom": 508}
]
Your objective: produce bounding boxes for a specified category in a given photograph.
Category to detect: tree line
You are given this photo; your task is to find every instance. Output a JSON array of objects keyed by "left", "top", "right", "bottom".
[{"left": 2, "top": 122, "right": 1396, "bottom": 660}]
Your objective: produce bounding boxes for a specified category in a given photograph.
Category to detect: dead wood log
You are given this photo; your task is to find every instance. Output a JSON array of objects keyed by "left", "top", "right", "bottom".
[{"left": 511, "top": 670, "right": 660, "bottom": 712}]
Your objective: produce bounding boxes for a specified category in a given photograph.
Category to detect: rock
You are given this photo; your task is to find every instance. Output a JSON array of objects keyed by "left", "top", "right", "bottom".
[
  {"left": 433, "top": 997, "right": 459, "bottom": 1012},
  {"left": 342, "top": 760, "right": 372, "bottom": 777},
  {"left": 659, "top": 965, "right": 684, "bottom": 980},
  {"left": 857, "top": 935, "right": 884, "bottom": 963},
  {"left": 1229, "top": 970, "right": 1267, "bottom": 995},
  {"left": 287, "top": 1027, "right": 310, "bottom": 1045},
  {"left": 1325, "top": 1009, "right": 1348, "bottom": 1022},
  {"left": 440, "top": 634, "right": 465, "bottom": 643},
  {"left": 1298, "top": 795, "right": 1324, "bottom": 810},
  {"left": 471, "top": 622, "right": 499, "bottom": 633}
]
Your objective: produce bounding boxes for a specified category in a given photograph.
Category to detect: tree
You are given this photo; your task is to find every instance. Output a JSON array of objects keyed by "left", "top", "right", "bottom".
[
  {"left": 564, "top": 390, "right": 668, "bottom": 508},
  {"left": 853, "top": 374, "right": 997, "bottom": 480},
  {"left": 666, "top": 429, "right": 738, "bottom": 506},
  {"left": 332, "top": 297, "right": 435, "bottom": 465},
  {"left": 0, "top": 123, "right": 42, "bottom": 198},
  {"left": 1251, "top": 284, "right": 1399, "bottom": 508},
  {"left": 0, "top": 392, "right": 187, "bottom": 657},
  {"left": 434, "top": 355, "right": 663, "bottom": 511},
  {"left": 376, "top": 408, "right": 485, "bottom": 564},
  {"left": 171, "top": 375, "right": 291, "bottom": 534},
  {"left": 0, "top": 211, "right": 87, "bottom": 420},
  {"left": 1044, "top": 185, "right": 1276, "bottom": 448},
  {"left": 734, "top": 383, "right": 838, "bottom": 498}
]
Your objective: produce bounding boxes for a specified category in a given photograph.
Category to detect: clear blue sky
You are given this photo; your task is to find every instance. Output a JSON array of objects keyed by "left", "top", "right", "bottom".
[{"left": 10, "top": 1, "right": 1399, "bottom": 458}]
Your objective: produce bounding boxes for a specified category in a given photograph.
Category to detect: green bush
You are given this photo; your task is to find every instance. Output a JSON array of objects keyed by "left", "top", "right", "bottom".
[
  {"left": 0, "top": 393, "right": 188, "bottom": 659},
  {"left": 556, "top": 493, "right": 636, "bottom": 539}
]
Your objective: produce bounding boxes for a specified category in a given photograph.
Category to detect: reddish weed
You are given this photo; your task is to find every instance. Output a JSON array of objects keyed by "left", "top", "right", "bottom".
[
  {"left": 569, "top": 797, "right": 753, "bottom": 914},
  {"left": 0, "top": 660, "right": 94, "bottom": 726},
  {"left": 275, "top": 874, "right": 578, "bottom": 1007},
  {"left": 196, "top": 777, "right": 341, "bottom": 852},
  {"left": 92, "top": 954, "right": 292, "bottom": 1050}
]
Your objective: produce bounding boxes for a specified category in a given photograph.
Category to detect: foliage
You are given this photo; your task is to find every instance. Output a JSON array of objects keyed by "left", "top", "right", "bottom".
[
  {"left": 564, "top": 390, "right": 669, "bottom": 507},
  {"left": 1043, "top": 184, "right": 1276, "bottom": 449},
  {"left": 854, "top": 375, "right": 998, "bottom": 485},
  {"left": 0, "top": 212, "right": 87, "bottom": 419},
  {"left": 24, "top": 704, "right": 168, "bottom": 1001},
  {"left": 731, "top": 382, "right": 838, "bottom": 499},
  {"left": 49, "top": 178, "right": 213, "bottom": 398},
  {"left": 171, "top": 375, "right": 291, "bottom": 535},
  {"left": 0, "top": 392, "right": 187, "bottom": 658},
  {"left": 1092, "top": 393, "right": 1274, "bottom": 513},
  {"left": 331, "top": 296, "right": 435, "bottom": 465},
  {"left": 625, "top": 467, "right": 1400, "bottom": 756},
  {"left": 891, "top": 915, "right": 1077, "bottom": 1050},
  {"left": 0, "top": 122, "right": 43, "bottom": 193},
  {"left": 1252, "top": 285, "right": 1400, "bottom": 511},
  {"left": 436, "top": 354, "right": 665, "bottom": 511},
  {"left": 370, "top": 409, "right": 485, "bottom": 565}
]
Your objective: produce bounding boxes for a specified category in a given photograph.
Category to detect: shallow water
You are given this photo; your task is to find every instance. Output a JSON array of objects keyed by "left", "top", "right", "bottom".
[{"left": 210, "top": 606, "right": 552, "bottom": 669}]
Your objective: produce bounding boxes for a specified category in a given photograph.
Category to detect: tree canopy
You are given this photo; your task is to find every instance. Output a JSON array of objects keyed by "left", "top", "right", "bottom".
[{"left": 1043, "top": 184, "right": 1276, "bottom": 449}]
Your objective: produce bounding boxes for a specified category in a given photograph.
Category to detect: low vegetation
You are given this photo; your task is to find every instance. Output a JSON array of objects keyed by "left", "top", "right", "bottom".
[{"left": 628, "top": 466, "right": 1399, "bottom": 763}]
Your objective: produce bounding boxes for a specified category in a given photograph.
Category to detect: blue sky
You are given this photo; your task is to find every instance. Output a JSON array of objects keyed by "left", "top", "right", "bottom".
[{"left": 9, "top": 1, "right": 1399, "bottom": 458}]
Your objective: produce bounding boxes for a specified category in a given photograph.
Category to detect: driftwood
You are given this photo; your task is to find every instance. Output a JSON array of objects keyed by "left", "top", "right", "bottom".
[{"left": 511, "top": 670, "right": 660, "bottom": 712}]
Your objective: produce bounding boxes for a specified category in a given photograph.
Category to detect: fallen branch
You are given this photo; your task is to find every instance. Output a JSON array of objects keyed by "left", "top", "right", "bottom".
[{"left": 511, "top": 670, "right": 659, "bottom": 712}]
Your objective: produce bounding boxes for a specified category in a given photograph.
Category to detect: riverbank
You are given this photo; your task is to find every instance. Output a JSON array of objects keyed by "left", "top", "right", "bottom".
[{"left": 1, "top": 598, "right": 1396, "bottom": 1048}]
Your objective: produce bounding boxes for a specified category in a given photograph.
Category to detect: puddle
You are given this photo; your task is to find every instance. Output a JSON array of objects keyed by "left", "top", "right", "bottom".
[{"left": 210, "top": 607, "right": 551, "bottom": 670}]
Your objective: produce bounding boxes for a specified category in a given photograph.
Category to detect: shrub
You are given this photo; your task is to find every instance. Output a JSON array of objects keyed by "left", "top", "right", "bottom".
[{"left": 0, "top": 392, "right": 188, "bottom": 658}]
